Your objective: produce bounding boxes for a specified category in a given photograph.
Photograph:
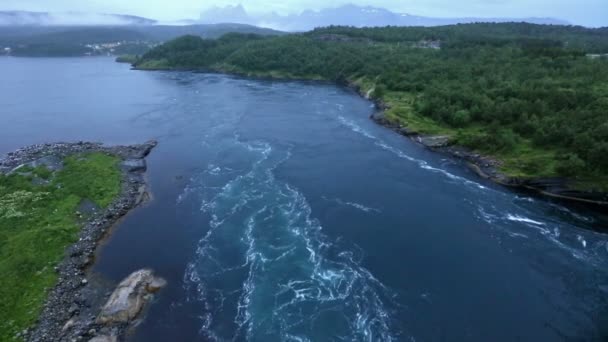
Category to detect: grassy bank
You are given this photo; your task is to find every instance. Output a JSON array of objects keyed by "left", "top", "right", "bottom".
[
  {"left": 0, "top": 153, "right": 121, "bottom": 341},
  {"left": 350, "top": 77, "right": 608, "bottom": 190}
]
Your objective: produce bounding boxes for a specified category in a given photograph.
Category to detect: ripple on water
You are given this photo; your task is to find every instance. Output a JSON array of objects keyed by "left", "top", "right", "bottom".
[
  {"left": 337, "top": 115, "right": 607, "bottom": 268},
  {"left": 182, "top": 138, "right": 403, "bottom": 341}
]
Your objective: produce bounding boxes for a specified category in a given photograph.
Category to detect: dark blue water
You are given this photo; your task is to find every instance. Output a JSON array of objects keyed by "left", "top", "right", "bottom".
[{"left": 1, "top": 57, "right": 607, "bottom": 341}]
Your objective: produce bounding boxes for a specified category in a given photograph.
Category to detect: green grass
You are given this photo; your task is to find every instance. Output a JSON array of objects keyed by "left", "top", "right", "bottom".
[
  {"left": 351, "top": 77, "right": 608, "bottom": 191},
  {"left": 384, "top": 92, "right": 454, "bottom": 135},
  {"left": 0, "top": 152, "right": 121, "bottom": 341},
  {"left": 136, "top": 59, "right": 171, "bottom": 70},
  {"left": 352, "top": 77, "right": 454, "bottom": 136}
]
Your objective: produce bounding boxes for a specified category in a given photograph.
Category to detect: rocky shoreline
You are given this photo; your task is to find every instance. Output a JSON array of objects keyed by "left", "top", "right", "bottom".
[
  {"left": 0, "top": 141, "right": 160, "bottom": 342},
  {"left": 347, "top": 81, "right": 608, "bottom": 208}
]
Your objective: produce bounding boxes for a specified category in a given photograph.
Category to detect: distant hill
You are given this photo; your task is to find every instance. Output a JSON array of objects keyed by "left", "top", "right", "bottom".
[
  {"left": 199, "top": 4, "right": 570, "bottom": 31},
  {"left": 0, "top": 11, "right": 157, "bottom": 26},
  {"left": 0, "top": 24, "right": 285, "bottom": 57}
]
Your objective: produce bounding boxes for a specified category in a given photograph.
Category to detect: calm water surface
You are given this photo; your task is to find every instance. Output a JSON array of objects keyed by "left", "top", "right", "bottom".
[{"left": 1, "top": 57, "right": 607, "bottom": 341}]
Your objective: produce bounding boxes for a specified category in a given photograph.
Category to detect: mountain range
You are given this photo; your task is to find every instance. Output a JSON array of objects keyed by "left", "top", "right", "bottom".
[
  {"left": 199, "top": 4, "right": 570, "bottom": 31},
  {"left": 0, "top": 5, "right": 571, "bottom": 30}
]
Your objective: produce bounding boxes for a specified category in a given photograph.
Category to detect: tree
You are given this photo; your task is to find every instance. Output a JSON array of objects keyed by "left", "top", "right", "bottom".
[{"left": 556, "top": 153, "right": 586, "bottom": 176}]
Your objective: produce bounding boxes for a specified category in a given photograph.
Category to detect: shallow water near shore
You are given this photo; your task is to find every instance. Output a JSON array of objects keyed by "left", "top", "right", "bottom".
[{"left": 1, "top": 57, "right": 607, "bottom": 341}]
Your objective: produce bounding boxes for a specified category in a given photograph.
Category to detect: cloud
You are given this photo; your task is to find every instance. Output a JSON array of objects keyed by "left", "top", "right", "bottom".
[
  {"left": 0, "top": 0, "right": 606, "bottom": 27},
  {"left": 0, "top": 11, "right": 150, "bottom": 26}
]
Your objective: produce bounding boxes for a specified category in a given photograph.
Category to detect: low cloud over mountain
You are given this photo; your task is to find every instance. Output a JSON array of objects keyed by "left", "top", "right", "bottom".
[{"left": 199, "top": 4, "right": 569, "bottom": 31}]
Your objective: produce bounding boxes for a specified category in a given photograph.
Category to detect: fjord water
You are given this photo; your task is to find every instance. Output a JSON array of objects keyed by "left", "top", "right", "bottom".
[{"left": 1, "top": 57, "right": 607, "bottom": 341}]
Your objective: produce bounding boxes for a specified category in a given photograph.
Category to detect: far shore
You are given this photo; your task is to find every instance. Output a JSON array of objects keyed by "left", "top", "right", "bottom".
[{"left": 130, "top": 62, "right": 608, "bottom": 209}]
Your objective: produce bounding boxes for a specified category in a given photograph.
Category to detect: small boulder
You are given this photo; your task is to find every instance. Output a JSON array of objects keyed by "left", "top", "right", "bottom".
[
  {"left": 89, "top": 336, "right": 117, "bottom": 342},
  {"left": 398, "top": 126, "right": 418, "bottom": 136},
  {"left": 121, "top": 159, "right": 146, "bottom": 172},
  {"left": 29, "top": 155, "right": 64, "bottom": 171},
  {"left": 96, "top": 269, "right": 166, "bottom": 325},
  {"left": 134, "top": 185, "right": 148, "bottom": 205},
  {"left": 61, "top": 319, "right": 76, "bottom": 332},
  {"left": 418, "top": 135, "right": 450, "bottom": 148},
  {"left": 370, "top": 111, "right": 386, "bottom": 123}
]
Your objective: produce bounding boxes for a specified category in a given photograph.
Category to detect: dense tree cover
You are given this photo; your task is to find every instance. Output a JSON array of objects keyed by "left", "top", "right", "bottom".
[
  {"left": 310, "top": 23, "right": 608, "bottom": 52},
  {"left": 137, "top": 23, "right": 608, "bottom": 181}
]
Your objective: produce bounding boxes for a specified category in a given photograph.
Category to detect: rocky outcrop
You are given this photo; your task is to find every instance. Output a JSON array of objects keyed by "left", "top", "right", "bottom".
[
  {"left": 120, "top": 159, "right": 147, "bottom": 172},
  {"left": 416, "top": 135, "right": 450, "bottom": 148},
  {"left": 370, "top": 111, "right": 389, "bottom": 125},
  {"left": 1, "top": 141, "right": 159, "bottom": 342},
  {"left": 76, "top": 269, "right": 167, "bottom": 342},
  {"left": 97, "top": 269, "right": 166, "bottom": 325}
]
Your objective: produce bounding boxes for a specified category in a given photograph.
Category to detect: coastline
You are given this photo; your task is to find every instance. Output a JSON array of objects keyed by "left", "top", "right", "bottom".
[
  {"left": 347, "top": 80, "right": 608, "bottom": 208},
  {"left": 131, "top": 64, "right": 608, "bottom": 208},
  {"left": 0, "top": 141, "right": 157, "bottom": 342}
]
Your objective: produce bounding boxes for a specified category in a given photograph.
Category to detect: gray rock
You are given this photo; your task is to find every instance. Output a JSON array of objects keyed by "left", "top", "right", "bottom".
[
  {"left": 62, "top": 318, "right": 76, "bottom": 332},
  {"left": 398, "top": 126, "right": 418, "bottom": 136},
  {"left": 28, "top": 155, "right": 64, "bottom": 171},
  {"left": 77, "top": 199, "right": 100, "bottom": 216},
  {"left": 417, "top": 135, "right": 450, "bottom": 148},
  {"left": 134, "top": 185, "right": 148, "bottom": 206},
  {"left": 120, "top": 159, "right": 146, "bottom": 172},
  {"left": 370, "top": 111, "right": 386, "bottom": 122},
  {"left": 96, "top": 269, "right": 166, "bottom": 325},
  {"left": 68, "top": 303, "right": 80, "bottom": 316},
  {"left": 89, "top": 336, "right": 117, "bottom": 342}
]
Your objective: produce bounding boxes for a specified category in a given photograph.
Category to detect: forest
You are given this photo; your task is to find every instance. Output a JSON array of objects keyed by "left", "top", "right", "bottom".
[{"left": 135, "top": 23, "right": 608, "bottom": 187}]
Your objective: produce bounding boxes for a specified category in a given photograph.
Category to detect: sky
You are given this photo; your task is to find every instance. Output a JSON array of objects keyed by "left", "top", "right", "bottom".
[{"left": 1, "top": 0, "right": 606, "bottom": 27}]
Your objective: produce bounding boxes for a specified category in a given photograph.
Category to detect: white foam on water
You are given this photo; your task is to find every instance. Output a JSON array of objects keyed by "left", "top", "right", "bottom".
[
  {"left": 345, "top": 201, "right": 381, "bottom": 213},
  {"left": 515, "top": 196, "right": 535, "bottom": 203},
  {"left": 549, "top": 203, "right": 595, "bottom": 223},
  {"left": 176, "top": 182, "right": 195, "bottom": 204},
  {"left": 324, "top": 196, "right": 381, "bottom": 214},
  {"left": 473, "top": 203, "right": 606, "bottom": 265},
  {"left": 206, "top": 164, "right": 222, "bottom": 176},
  {"left": 337, "top": 115, "right": 377, "bottom": 140},
  {"left": 577, "top": 235, "right": 587, "bottom": 248},
  {"left": 336, "top": 115, "right": 488, "bottom": 192},
  {"left": 506, "top": 214, "right": 546, "bottom": 226},
  {"left": 182, "top": 138, "right": 402, "bottom": 341}
]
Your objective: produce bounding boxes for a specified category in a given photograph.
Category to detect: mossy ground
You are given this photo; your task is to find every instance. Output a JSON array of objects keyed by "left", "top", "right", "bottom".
[{"left": 0, "top": 153, "right": 121, "bottom": 341}]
